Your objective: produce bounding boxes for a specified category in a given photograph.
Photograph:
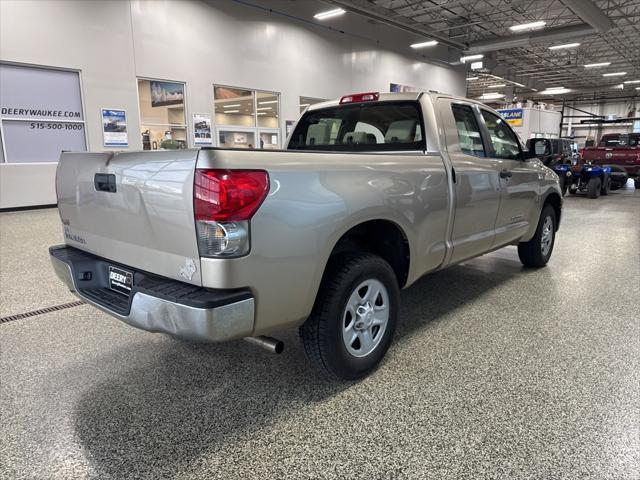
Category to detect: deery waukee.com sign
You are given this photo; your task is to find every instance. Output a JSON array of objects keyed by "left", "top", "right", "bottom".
[
  {"left": 1, "top": 107, "right": 82, "bottom": 118},
  {"left": 497, "top": 108, "right": 524, "bottom": 127}
]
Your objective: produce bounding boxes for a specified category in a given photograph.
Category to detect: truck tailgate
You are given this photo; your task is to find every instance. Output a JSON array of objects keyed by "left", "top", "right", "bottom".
[{"left": 56, "top": 150, "right": 202, "bottom": 286}]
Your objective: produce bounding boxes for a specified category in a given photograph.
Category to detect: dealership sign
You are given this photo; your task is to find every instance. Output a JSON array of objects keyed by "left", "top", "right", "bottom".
[{"left": 497, "top": 108, "right": 524, "bottom": 127}]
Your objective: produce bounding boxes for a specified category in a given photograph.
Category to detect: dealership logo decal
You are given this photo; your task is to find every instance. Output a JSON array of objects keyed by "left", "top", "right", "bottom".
[{"left": 63, "top": 227, "right": 86, "bottom": 244}]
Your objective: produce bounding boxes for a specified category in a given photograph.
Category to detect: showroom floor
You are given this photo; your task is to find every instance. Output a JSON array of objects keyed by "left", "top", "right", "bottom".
[{"left": 1, "top": 186, "right": 639, "bottom": 480}]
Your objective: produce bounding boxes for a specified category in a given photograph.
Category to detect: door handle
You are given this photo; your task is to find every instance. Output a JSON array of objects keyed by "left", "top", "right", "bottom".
[{"left": 499, "top": 169, "right": 512, "bottom": 178}]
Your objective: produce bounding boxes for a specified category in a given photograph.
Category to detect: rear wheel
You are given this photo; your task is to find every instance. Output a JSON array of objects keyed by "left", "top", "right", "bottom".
[
  {"left": 569, "top": 183, "right": 578, "bottom": 195},
  {"left": 601, "top": 176, "right": 611, "bottom": 195},
  {"left": 587, "top": 177, "right": 601, "bottom": 198},
  {"left": 518, "top": 204, "right": 556, "bottom": 268},
  {"left": 635, "top": 178, "right": 640, "bottom": 189},
  {"left": 300, "top": 253, "right": 399, "bottom": 380}
]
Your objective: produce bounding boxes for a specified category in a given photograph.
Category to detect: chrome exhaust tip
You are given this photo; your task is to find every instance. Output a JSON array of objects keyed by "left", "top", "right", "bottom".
[{"left": 243, "top": 336, "right": 284, "bottom": 354}]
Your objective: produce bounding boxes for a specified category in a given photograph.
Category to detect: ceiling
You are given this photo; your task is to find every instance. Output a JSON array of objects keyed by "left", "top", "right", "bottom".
[{"left": 326, "top": 0, "right": 640, "bottom": 103}]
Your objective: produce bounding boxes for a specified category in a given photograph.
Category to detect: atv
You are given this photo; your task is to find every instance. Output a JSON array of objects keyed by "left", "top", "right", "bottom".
[{"left": 568, "top": 163, "right": 613, "bottom": 198}]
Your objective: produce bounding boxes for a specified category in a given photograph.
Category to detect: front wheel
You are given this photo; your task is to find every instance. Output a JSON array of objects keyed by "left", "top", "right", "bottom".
[
  {"left": 634, "top": 178, "right": 640, "bottom": 190},
  {"left": 518, "top": 204, "right": 557, "bottom": 268},
  {"left": 300, "top": 253, "right": 399, "bottom": 380},
  {"left": 601, "top": 176, "right": 611, "bottom": 196},
  {"left": 587, "top": 177, "right": 601, "bottom": 199}
]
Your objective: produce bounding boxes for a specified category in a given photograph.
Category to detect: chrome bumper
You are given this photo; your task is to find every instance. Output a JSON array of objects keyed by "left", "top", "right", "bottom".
[{"left": 50, "top": 250, "right": 254, "bottom": 342}]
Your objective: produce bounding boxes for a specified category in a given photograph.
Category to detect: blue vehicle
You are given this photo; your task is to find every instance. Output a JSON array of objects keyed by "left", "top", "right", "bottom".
[{"left": 568, "top": 163, "right": 613, "bottom": 199}]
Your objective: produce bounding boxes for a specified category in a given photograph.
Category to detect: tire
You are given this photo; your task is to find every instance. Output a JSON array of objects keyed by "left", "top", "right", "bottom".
[
  {"left": 517, "top": 204, "right": 557, "bottom": 268},
  {"left": 601, "top": 176, "right": 611, "bottom": 196},
  {"left": 587, "top": 177, "right": 601, "bottom": 198},
  {"left": 569, "top": 184, "right": 578, "bottom": 195},
  {"left": 299, "top": 253, "right": 399, "bottom": 380},
  {"left": 635, "top": 178, "right": 640, "bottom": 190}
]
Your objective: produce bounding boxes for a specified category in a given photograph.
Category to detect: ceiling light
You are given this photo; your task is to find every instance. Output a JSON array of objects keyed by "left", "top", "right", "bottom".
[
  {"left": 603, "top": 72, "right": 627, "bottom": 77},
  {"left": 256, "top": 107, "right": 272, "bottom": 111},
  {"left": 313, "top": 8, "right": 345, "bottom": 20},
  {"left": 636, "top": 87, "right": 640, "bottom": 90},
  {"left": 509, "top": 20, "right": 546, "bottom": 32},
  {"left": 470, "top": 61, "right": 483, "bottom": 70},
  {"left": 583, "top": 62, "right": 611, "bottom": 68},
  {"left": 410, "top": 40, "right": 438, "bottom": 49},
  {"left": 549, "top": 42, "right": 580, "bottom": 50},
  {"left": 460, "top": 54, "right": 483, "bottom": 63},
  {"left": 224, "top": 110, "right": 240, "bottom": 113},
  {"left": 258, "top": 100, "right": 278, "bottom": 105},
  {"left": 256, "top": 112, "right": 267, "bottom": 116},
  {"left": 222, "top": 104, "right": 241, "bottom": 108},
  {"left": 478, "top": 93, "right": 505, "bottom": 100},
  {"left": 466, "top": 76, "right": 479, "bottom": 81},
  {"left": 623, "top": 80, "right": 640, "bottom": 84},
  {"left": 488, "top": 84, "right": 506, "bottom": 88},
  {"left": 511, "top": 81, "right": 525, "bottom": 87},
  {"left": 613, "top": 84, "right": 624, "bottom": 89},
  {"left": 540, "top": 88, "right": 571, "bottom": 94}
]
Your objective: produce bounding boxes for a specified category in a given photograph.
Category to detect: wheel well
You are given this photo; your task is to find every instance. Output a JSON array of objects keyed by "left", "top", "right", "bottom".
[
  {"left": 544, "top": 193, "right": 562, "bottom": 230},
  {"left": 329, "top": 220, "right": 410, "bottom": 287}
]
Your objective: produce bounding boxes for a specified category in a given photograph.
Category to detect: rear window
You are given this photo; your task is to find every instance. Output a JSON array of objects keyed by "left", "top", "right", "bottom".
[
  {"left": 287, "top": 101, "right": 425, "bottom": 151},
  {"left": 599, "top": 134, "right": 639, "bottom": 147}
]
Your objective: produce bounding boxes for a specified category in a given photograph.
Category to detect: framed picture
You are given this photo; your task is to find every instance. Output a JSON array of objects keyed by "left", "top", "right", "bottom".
[{"left": 150, "top": 81, "right": 184, "bottom": 107}]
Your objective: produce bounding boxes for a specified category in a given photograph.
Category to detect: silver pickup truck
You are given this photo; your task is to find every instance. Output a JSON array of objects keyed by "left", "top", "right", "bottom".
[{"left": 50, "top": 91, "right": 562, "bottom": 379}]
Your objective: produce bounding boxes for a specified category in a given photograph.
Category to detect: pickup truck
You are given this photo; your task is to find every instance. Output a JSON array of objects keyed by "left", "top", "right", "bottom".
[
  {"left": 50, "top": 91, "right": 562, "bottom": 380},
  {"left": 581, "top": 133, "right": 640, "bottom": 188}
]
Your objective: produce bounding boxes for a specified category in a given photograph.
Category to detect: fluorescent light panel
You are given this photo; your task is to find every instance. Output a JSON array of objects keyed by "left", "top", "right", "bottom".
[
  {"left": 509, "top": 20, "right": 546, "bottom": 32},
  {"left": 623, "top": 80, "right": 640, "bottom": 84},
  {"left": 583, "top": 62, "right": 611, "bottom": 68},
  {"left": 549, "top": 42, "right": 580, "bottom": 50},
  {"left": 460, "top": 54, "right": 483, "bottom": 63},
  {"left": 603, "top": 72, "right": 626, "bottom": 77},
  {"left": 222, "top": 104, "right": 241, "bottom": 108},
  {"left": 256, "top": 107, "right": 272, "bottom": 111},
  {"left": 479, "top": 93, "right": 504, "bottom": 99},
  {"left": 314, "top": 8, "right": 345, "bottom": 20},
  {"left": 466, "top": 76, "right": 479, "bottom": 81},
  {"left": 258, "top": 100, "right": 278, "bottom": 105},
  {"left": 224, "top": 110, "right": 240, "bottom": 113},
  {"left": 541, "top": 88, "right": 571, "bottom": 94},
  {"left": 410, "top": 40, "right": 438, "bottom": 49},
  {"left": 488, "top": 84, "right": 506, "bottom": 88}
]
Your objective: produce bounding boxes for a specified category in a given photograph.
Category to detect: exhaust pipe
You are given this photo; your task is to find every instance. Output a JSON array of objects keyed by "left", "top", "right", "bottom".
[{"left": 243, "top": 336, "right": 284, "bottom": 354}]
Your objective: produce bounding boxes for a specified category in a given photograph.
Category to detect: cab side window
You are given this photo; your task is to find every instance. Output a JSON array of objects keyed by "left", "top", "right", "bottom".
[
  {"left": 480, "top": 110, "right": 521, "bottom": 160},
  {"left": 451, "top": 104, "right": 485, "bottom": 157}
]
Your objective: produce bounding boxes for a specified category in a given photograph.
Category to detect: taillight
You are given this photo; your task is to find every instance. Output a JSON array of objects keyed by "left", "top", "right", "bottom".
[
  {"left": 339, "top": 92, "right": 379, "bottom": 104},
  {"left": 194, "top": 169, "right": 269, "bottom": 257}
]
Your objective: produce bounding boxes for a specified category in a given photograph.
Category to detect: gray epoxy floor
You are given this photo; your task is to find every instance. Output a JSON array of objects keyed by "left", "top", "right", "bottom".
[{"left": 1, "top": 185, "right": 639, "bottom": 480}]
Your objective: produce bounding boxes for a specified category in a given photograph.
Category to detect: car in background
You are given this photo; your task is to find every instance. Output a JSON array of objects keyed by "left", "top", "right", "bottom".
[{"left": 581, "top": 133, "right": 640, "bottom": 188}]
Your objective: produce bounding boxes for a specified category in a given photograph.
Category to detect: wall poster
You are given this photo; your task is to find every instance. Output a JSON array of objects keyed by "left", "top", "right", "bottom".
[
  {"left": 101, "top": 109, "right": 128, "bottom": 147},
  {"left": 193, "top": 113, "right": 212, "bottom": 145}
]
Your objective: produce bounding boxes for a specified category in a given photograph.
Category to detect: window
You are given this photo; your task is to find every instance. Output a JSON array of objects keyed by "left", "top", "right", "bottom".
[
  {"left": 451, "top": 104, "right": 485, "bottom": 157},
  {"left": 137, "top": 79, "right": 187, "bottom": 150},
  {"left": 288, "top": 102, "right": 424, "bottom": 151},
  {"left": 600, "top": 133, "right": 639, "bottom": 147},
  {"left": 480, "top": 110, "right": 521, "bottom": 159},
  {"left": 0, "top": 63, "right": 86, "bottom": 163},
  {"left": 213, "top": 85, "right": 281, "bottom": 149}
]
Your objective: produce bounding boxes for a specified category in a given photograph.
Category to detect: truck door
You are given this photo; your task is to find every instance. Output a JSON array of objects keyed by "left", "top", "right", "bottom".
[
  {"left": 478, "top": 109, "right": 540, "bottom": 247},
  {"left": 441, "top": 100, "right": 501, "bottom": 264}
]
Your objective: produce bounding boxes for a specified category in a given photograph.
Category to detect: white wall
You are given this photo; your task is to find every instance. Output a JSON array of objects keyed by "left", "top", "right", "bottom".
[
  {"left": 0, "top": 0, "right": 465, "bottom": 208},
  {"left": 561, "top": 99, "right": 640, "bottom": 146}
]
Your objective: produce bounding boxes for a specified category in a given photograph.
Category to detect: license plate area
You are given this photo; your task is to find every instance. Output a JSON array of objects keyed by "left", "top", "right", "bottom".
[{"left": 108, "top": 266, "right": 133, "bottom": 296}]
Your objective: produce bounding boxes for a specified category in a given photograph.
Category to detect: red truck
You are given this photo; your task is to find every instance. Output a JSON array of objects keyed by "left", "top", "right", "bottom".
[{"left": 581, "top": 133, "right": 640, "bottom": 188}]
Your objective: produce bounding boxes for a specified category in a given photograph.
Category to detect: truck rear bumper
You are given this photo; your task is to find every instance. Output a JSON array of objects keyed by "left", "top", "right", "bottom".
[{"left": 49, "top": 245, "right": 254, "bottom": 342}]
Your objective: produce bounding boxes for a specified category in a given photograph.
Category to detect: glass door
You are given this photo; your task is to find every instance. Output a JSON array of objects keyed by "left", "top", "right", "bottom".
[{"left": 258, "top": 129, "right": 280, "bottom": 149}]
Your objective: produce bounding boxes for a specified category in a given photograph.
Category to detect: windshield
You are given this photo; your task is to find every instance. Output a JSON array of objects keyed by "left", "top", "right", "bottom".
[{"left": 287, "top": 101, "right": 425, "bottom": 151}]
